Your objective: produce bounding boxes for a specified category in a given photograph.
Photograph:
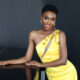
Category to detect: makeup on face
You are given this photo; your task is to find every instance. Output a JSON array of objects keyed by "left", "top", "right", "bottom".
[
  {"left": 44, "top": 16, "right": 56, "bottom": 22},
  {"left": 41, "top": 11, "right": 56, "bottom": 30}
]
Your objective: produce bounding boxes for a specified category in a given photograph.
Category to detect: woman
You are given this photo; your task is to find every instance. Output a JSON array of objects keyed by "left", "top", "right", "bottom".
[{"left": 0, "top": 4, "right": 78, "bottom": 80}]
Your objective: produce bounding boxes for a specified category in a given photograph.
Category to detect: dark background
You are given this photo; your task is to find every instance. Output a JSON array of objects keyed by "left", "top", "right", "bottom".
[{"left": 0, "top": 0, "right": 79, "bottom": 79}]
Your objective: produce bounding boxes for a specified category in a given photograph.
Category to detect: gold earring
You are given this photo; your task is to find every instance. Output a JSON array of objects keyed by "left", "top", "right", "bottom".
[
  {"left": 40, "top": 20, "right": 42, "bottom": 24},
  {"left": 54, "top": 23, "right": 56, "bottom": 27}
]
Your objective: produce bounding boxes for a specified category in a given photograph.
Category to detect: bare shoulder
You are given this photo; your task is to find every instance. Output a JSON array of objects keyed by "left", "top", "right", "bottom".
[
  {"left": 59, "top": 30, "right": 66, "bottom": 40},
  {"left": 28, "top": 30, "right": 40, "bottom": 40}
]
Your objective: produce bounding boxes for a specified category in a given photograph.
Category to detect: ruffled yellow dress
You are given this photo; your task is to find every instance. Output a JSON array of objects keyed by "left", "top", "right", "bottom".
[{"left": 35, "top": 29, "right": 78, "bottom": 80}]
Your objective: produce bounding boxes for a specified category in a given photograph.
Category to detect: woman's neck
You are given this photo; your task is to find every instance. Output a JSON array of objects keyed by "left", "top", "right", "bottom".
[{"left": 41, "top": 28, "right": 56, "bottom": 35}]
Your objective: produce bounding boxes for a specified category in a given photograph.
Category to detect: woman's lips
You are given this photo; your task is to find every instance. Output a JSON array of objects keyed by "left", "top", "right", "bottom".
[{"left": 45, "top": 24, "right": 51, "bottom": 28}]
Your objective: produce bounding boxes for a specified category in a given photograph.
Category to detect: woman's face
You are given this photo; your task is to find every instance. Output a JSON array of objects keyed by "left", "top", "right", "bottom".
[{"left": 41, "top": 11, "right": 56, "bottom": 30}]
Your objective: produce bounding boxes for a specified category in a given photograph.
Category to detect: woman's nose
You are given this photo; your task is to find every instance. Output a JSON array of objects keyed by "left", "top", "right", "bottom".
[{"left": 47, "top": 19, "right": 51, "bottom": 24}]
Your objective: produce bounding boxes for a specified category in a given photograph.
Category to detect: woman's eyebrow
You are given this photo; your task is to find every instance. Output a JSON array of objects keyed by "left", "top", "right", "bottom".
[
  {"left": 44, "top": 16, "right": 48, "bottom": 18},
  {"left": 44, "top": 16, "right": 56, "bottom": 19},
  {"left": 51, "top": 17, "right": 56, "bottom": 19}
]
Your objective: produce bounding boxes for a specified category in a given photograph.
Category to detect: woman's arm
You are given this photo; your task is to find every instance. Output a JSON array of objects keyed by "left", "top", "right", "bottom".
[
  {"left": 0, "top": 31, "right": 35, "bottom": 65},
  {"left": 40, "top": 31, "right": 67, "bottom": 67},
  {"left": 26, "top": 31, "right": 68, "bottom": 68}
]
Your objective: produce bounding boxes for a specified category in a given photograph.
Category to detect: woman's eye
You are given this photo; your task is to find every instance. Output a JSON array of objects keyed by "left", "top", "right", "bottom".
[
  {"left": 52, "top": 18, "right": 55, "bottom": 21},
  {"left": 44, "top": 16, "right": 48, "bottom": 20}
]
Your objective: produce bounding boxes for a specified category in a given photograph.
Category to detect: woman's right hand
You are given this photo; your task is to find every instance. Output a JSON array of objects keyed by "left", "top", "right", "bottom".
[{"left": 0, "top": 61, "right": 8, "bottom": 66}]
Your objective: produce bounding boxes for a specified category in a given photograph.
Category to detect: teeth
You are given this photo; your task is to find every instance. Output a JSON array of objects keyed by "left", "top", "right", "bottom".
[{"left": 45, "top": 25, "right": 50, "bottom": 28}]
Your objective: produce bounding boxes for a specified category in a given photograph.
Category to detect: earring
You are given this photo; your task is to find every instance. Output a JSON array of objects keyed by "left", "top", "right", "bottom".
[
  {"left": 53, "top": 24, "right": 56, "bottom": 30},
  {"left": 54, "top": 25, "right": 55, "bottom": 28},
  {"left": 54, "top": 24, "right": 56, "bottom": 28},
  {"left": 40, "top": 20, "right": 42, "bottom": 24}
]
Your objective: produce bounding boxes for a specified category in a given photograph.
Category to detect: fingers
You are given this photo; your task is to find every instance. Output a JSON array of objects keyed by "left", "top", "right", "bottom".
[
  {"left": 25, "top": 61, "right": 40, "bottom": 67},
  {"left": 0, "top": 61, "right": 7, "bottom": 66},
  {"left": 25, "top": 61, "right": 36, "bottom": 66},
  {"left": 25, "top": 62, "right": 33, "bottom": 66},
  {"left": 25, "top": 63, "right": 39, "bottom": 69},
  {"left": 0, "top": 62, "right": 4, "bottom": 65}
]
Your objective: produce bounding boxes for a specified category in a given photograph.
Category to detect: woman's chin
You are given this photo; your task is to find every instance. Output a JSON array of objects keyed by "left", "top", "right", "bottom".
[{"left": 44, "top": 27, "right": 52, "bottom": 31}]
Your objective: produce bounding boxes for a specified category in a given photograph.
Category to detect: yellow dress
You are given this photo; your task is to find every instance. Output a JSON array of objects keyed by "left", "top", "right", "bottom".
[{"left": 35, "top": 29, "right": 78, "bottom": 80}]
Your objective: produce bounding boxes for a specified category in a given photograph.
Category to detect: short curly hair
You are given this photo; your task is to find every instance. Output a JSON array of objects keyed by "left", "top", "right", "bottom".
[{"left": 42, "top": 4, "right": 58, "bottom": 15}]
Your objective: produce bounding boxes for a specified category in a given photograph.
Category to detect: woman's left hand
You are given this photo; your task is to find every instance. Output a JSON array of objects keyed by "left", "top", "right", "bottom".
[{"left": 25, "top": 61, "right": 42, "bottom": 68}]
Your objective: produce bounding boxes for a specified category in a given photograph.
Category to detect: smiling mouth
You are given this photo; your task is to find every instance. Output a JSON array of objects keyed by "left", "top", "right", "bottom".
[{"left": 45, "top": 24, "right": 51, "bottom": 28}]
